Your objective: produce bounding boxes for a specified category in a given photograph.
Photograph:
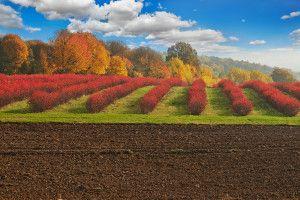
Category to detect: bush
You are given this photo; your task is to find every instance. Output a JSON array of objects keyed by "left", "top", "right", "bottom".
[
  {"left": 86, "top": 77, "right": 161, "bottom": 113},
  {"left": 242, "top": 80, "right": 300, "bottom": 116},
  {"left": 271, "top": 82, "right": 300, "bottom": 100},
  {"left": 30, "top": 76, "right": 129, "bottom": 112},
  {"left": 217, "top": 79, "right": 253, "bottom": 116},
  {"left": 188, "top": 79, "right": 207, "bottom": 115},
  {"left": 139, "top": 78, "right": 186, "bottom": 114}
]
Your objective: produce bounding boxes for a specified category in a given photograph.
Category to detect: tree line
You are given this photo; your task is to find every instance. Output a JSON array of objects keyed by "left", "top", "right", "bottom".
[{"left": 0, "top": 30, "right": 296, "bottom": 84}]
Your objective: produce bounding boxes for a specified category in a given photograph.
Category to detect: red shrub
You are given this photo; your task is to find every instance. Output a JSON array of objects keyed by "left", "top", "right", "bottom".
[
  {"left": 188, "top": 79, "right": 207, "bottom": 115},
  {"left": 218, "top": 79, "right": 253, "bottom": 116},
  {"left": 87, "top": 77, "right": 161, "bottom": 113},
  {"left": 30, "top": 76, "right": 130, "bottom": 112},
  {"left": 139, "top": 78, "right": 185, "bottom": 114},
  {"left": 242, "top": 80, "right": 300, "bottom": 116},
  {"left": 0, "top": 74, "right": 101, "bottom": 108},
  {"left": 271, "top": 82, "right": 300, "bottom": 100}
]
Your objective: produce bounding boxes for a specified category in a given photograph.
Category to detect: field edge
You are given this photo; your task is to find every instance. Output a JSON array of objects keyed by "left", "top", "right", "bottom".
[{"left": 0, "top": 113, "right": 299, "bottom": 125}]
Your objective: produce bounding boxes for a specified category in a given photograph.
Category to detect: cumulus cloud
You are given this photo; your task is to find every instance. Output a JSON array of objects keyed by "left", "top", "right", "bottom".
[
  {"left": 9, "top": 0, "right": 102, "bottom": 20},
  {"left": 281, "top": 11, "right": 300, "bottom": 20},
  {"left": 9, "top": 0, "right": 235, "bottom": 53},
  {"left": 290, "top": 29, "right": 300, "bottom": 46},
  {"left": 0, "top": 3, "right": 40, "bottom": 32},
  {"left": 249, "top": 40, "right": 266, "bottom": 45},
  {"left": 0, "top": 3, "right": 23, "bottom": 29}
]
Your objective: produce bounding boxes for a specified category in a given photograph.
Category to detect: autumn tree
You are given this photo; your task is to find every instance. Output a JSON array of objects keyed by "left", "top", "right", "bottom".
[
  {"left": 107, "top": 56, "right": 128, "bottom": 76},
  {"left": 0, "top": 34, "right": 29, "bottom": 74},
  {"left": 166, "top": 42, "right": 199, "bottom": 66},
  {"left": 250, "top": 70, "right": 272, "bottom": 82},
  {"left": 227, "top": 67, "right": 251, "bottom": 84},
  {"left": 167, "top": 57, "right": 193, "bottom": 83},
  {"left": 271, "top": 67, "right": 295, "bottom": 82},
  {"left": 130, "top": 47, "right": 167, "bottom": 77},
  {"left": 106, "top": 41, "right": 130, "bottom": 58},
  {"left": 51, "top": 31, "right": 110, "bottom": 74},
  {"left": 198, "top": 66, "right": 218, "bottom": 85},
  {"left": 19, "top": 40, "right": 52, "bottom": 74}
]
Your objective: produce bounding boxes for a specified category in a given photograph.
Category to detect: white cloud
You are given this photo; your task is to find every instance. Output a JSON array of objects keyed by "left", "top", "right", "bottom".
[
  {"left": 249, "top": 40, "right": 266, "bottom": 45},
  {"left": 9, "top": 0, "right": 237, "bottom": 54},
  {"left": 9, "top": 0, "right": 102, "bottom": 20},
  {"left": 0, "top": 3, "right": 40, "bottom": 32},
  {"left": 229, "top": 36, "right": 239, "bottom": 42},
  {"left": 0, "top": 3, "right": 23, "bottom": 29},
  {"left": 290, "top": 29, "right": 300, "bottom": 46},
  {"left": 281, "top": 11, "right": 300, "bottom": 20},
  {"left": 25, "top": 26, "right": 41, "bottom": 32},
  {"left": 241, "top": 19, "right": 246, "bottom": 23}
]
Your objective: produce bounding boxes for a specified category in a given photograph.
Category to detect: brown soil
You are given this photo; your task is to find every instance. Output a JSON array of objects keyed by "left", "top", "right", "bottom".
[{"left": 0, "top": 123, "right": 299, "bottom": 200}]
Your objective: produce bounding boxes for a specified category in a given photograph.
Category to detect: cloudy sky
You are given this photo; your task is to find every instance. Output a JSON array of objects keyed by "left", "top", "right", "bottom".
[{"left": 0, "top": 0, "right": 299, "bottom": 71}]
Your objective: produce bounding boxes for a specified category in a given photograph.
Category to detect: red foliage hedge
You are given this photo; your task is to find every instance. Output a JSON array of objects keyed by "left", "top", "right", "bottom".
[
  {"left": 139, "top": 78, "right": 186, "bottom": 114},
  {"left": 242, "top": 80, "right": 300, "bottom": 116},
  {"left": 188, "top": 79, "right": 207, "bottom": 115},
  {"left": 271, "top": 82, "right": 300, "bottom": 100},
  {"left": 217, "top": 79, "right": 253, "bottom": 116},
  {"left": 30, "top": 76, "right": 129, "bottom": 112},
  {"left": 86, "top": 77, "right": 162, "bottom": 113},
  {"left": 0, "top": 74, "right": 100, "bottom": 108}
]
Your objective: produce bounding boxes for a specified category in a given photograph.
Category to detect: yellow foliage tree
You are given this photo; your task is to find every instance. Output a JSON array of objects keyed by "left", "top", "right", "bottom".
[
  {"left": 227, "top": 67, "right": 251, "bottom": 84},
  {"left": 167, "top": 57, "right": 193, "bottom": 83},
  {"left": 250, "top": 70, "right": 272, "bottom": 82},
  {"left": 107, "top": 56, "right": 128, "bottom": 76},
  {"left": 198, "top": 66, "right": 218, "bottom": 86}
]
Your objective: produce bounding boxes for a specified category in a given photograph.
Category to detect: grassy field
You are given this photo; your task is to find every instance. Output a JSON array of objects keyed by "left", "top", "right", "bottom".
[{"left": 0, "top": 87, "right": 299, "bottom": 125}]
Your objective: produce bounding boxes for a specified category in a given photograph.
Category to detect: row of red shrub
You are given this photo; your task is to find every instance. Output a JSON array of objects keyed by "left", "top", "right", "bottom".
[
  {"left": 271, "top": 82, "right": 300, "bottom": 100},
  {"left": 217, "top": 79, "right": 253, "bottom": 116},
  {"left": 188, "top": 79, "right": 207, "bottom": 115},
  {"left": 86, "top": 77, "right": 162, "bottom": 113},
  {"left": 242, "top": 80, "right": 300, "bottom": 116},
  {"left": 139, "top": 78, "right": 186, "bottom": 114},
  {"left": 0, "top": 75, "right": 101, "bottom": 108},
  {"left": 30, "top": 76, "right": 130, "bottom": 112}
]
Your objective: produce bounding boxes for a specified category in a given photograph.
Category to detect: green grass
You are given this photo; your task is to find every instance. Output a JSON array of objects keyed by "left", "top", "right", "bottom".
[
  {"left": 0, "top": 87, "right": 299, "bottom": 125},
  {"left": 151, "top": 87, "right": 189, "bottom": 115},
  {"left": 49, "top": 95, "right": 89, "bottom": 114},
  {"left": 103, "top": 86, "right": 154, "bottom": 114},
  {"left": 203, "top": 88, "right": 233, "bottom": 116},
  {"left": 243, "top": 88, "right": 284, "bottom": 116}
]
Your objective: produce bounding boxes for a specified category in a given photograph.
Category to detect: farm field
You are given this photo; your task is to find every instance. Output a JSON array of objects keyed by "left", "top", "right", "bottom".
[
  {"left": 0, "top": 74, "right": 299, "bottom": 125},
  {"left": 0, "top": 123, "right": 299, "bottom": 199}
]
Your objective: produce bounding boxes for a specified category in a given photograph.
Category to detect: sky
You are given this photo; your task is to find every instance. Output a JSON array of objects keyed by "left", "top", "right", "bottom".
[{"left": 0, "top": 0, "right": 300, "bottom": 71}]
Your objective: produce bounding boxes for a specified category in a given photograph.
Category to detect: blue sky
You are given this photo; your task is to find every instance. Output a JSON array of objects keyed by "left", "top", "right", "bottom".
[{"left": 0, "top": 0, "right": 299, "bottom": 71}]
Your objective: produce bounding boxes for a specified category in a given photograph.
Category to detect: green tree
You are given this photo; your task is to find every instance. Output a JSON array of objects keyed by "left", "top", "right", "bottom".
[{"left": 166, "top": 42, "right": 199, "bottom": 66}]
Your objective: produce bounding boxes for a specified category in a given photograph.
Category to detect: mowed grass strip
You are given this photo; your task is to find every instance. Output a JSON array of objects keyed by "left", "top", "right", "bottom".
[
  {"left": 203, "top": 88, "right": 233, "bottom": 116},
  {"left": 49, "top": 95, "right": 90, "bottom": 114},
  {"left": 151, "top": 87, "right": 189, "bottom": 115},
  {"left": 103, "top": 86, "right": 154, "bottom": 114},
  {"left": 0, "top": 100, "right": 31, "bottom": 114},
  {"left": 243, "top": 88, "right": 284, "bottom": 116}
]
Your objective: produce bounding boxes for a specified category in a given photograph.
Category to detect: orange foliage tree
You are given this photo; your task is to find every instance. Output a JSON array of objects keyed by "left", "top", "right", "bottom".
[
  {"left": 51, "top": 31, "right": 110, "bottom": 74},
  {"left": 0, "top": 34, "right": 29, "bottom": 74}
]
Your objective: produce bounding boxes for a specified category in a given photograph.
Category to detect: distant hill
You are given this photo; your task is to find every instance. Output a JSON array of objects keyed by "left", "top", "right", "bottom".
[{"left": 199, "top": 56, "right": 274, "bottom": 76}]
